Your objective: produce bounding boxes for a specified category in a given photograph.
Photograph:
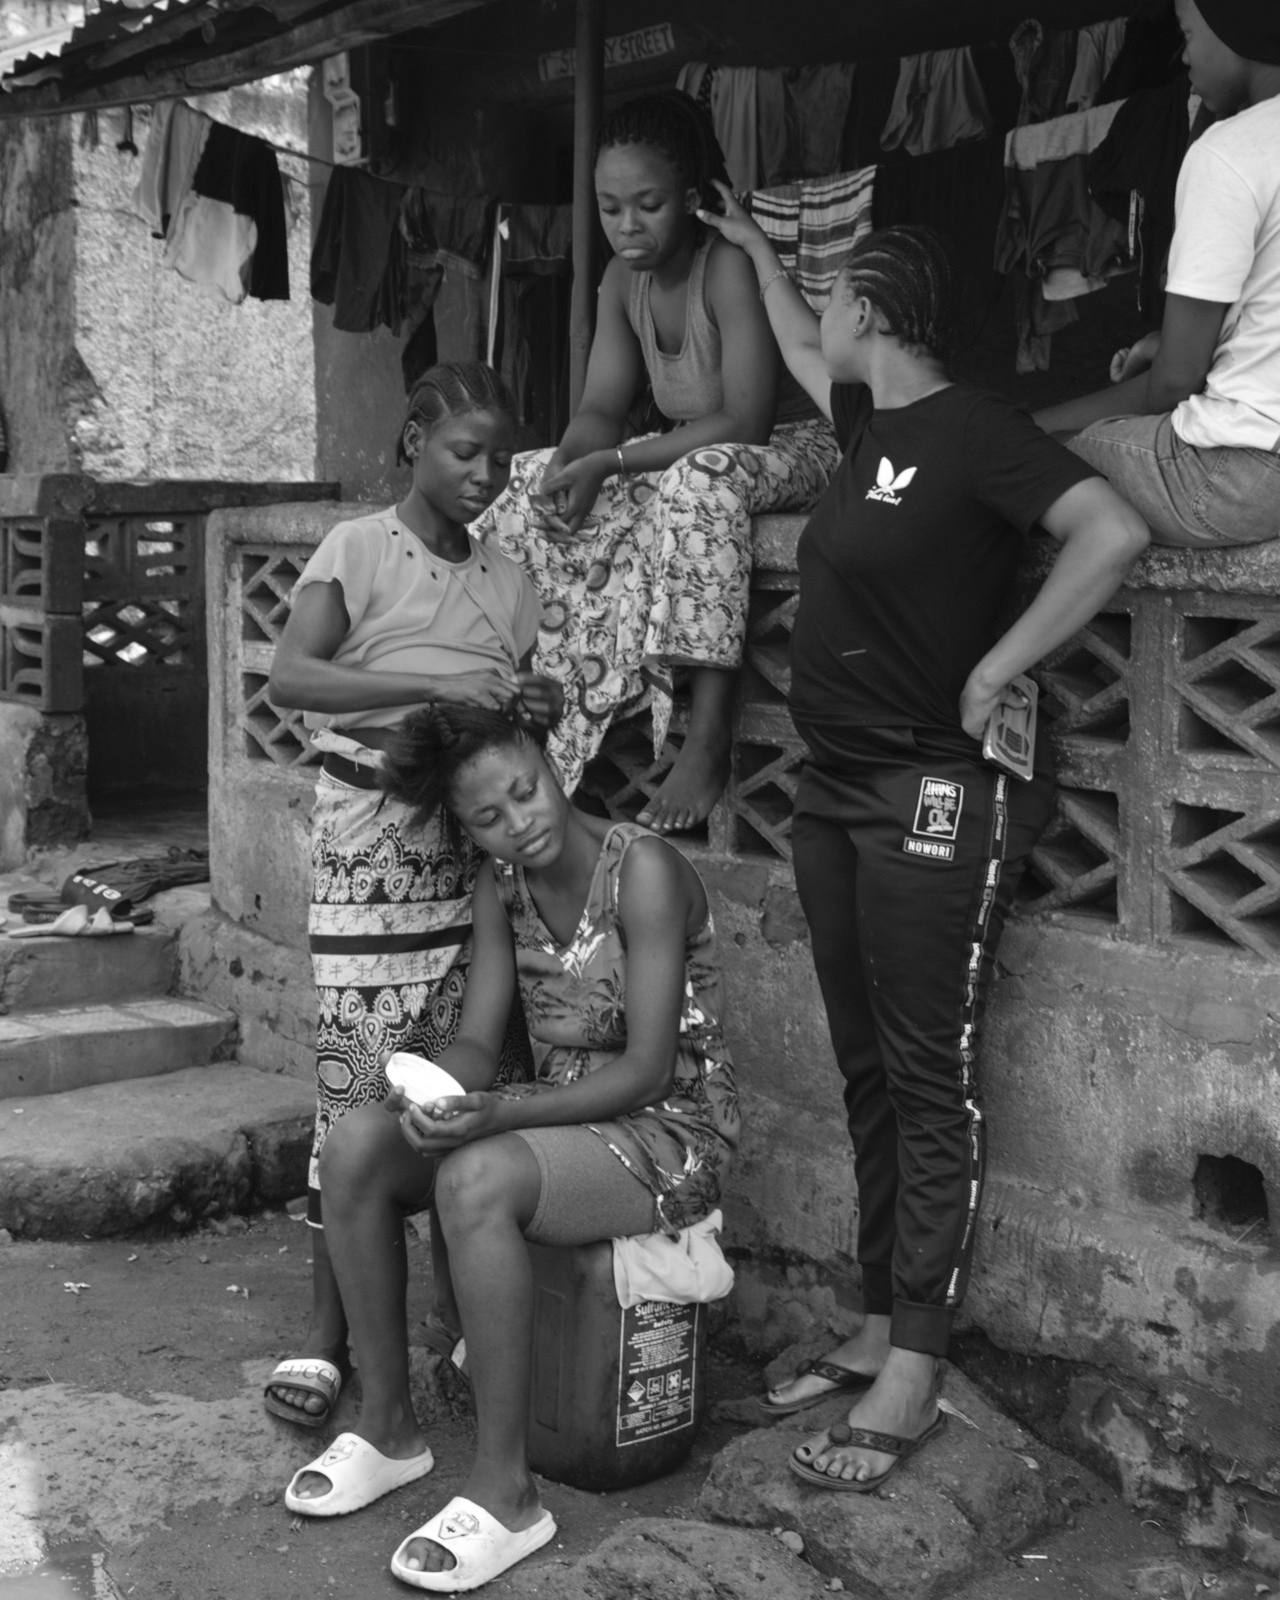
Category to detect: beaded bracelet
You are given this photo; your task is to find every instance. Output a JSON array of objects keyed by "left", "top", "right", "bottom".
[{"left": 758, "top": 267, "right": 790, "bottom": 301}]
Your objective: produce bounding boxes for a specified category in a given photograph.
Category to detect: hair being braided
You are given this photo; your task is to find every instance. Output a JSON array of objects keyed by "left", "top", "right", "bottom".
[
  {"left": 395, "top": 361, "right": 518, "bottom": 467},
  {"left": 595, "top": 90, "right": 730, "bottom": 209},
  {"left": 380, "top": 704, "right": 537, "bottom": 826},
  {"left": 839, "top": 226, "right": 959, "bottom": 359}
]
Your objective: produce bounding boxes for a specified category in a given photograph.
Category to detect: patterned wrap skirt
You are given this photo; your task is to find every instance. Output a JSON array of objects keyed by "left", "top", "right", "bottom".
[
  {"left": 471, "top": 416, "right": 840, "bottom": 793},
  {"left": 305, "top": 741, "right": 528, "bottom": 1224}
]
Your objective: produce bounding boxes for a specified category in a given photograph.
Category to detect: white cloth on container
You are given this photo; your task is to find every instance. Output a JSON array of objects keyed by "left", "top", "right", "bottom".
[{"left": 611, "top": 1208, "right": 734, "bottom": 1308}]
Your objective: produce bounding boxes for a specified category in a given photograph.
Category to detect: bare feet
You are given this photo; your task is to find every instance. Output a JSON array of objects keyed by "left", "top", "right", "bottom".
[
  {"left": 763, "top": 1315, "right": 891, "bottom": 1411},
  {"left": 637, "top": 728, "right": 730, "bottom": 834},
  {"left": 290, "top": 1408, "right": 427, "bottom": 1500},
  {"left": 793, "top": 1348, "right": 939, "bottom": 1486},
  {"left": 396, "top": 1465, "right": 544, "bottom": 1575}
]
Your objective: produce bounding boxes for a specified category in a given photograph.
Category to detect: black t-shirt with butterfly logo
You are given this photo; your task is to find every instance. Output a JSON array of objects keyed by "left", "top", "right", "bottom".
[{"left": 788, "top": 381, "right": 1095, "bottom": 739}]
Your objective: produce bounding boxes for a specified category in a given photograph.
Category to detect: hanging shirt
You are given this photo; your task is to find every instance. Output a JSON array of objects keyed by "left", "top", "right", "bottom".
[
  {"left": 132, "top": 101, "right": 210, "bottom": 239},
  {"left": 189, "top": 122, "right": 289, "bottom": 300},
  {"left": 162, "top": 192, "right": 256, "bottom": 304},
  {"left": 789, "top": 383, "right": 1094, "bottom": 734},
  {"left": 1165, "top": 94, "right": 1280, "bottom": 452},
  {"left": 881, "top": 48, "right": 993, "bottom": 156}
]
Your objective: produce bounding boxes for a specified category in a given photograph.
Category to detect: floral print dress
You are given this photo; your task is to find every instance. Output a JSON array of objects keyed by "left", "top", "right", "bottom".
[{"left": 493, "top": 823, "right": 739, "bottom": 1232}]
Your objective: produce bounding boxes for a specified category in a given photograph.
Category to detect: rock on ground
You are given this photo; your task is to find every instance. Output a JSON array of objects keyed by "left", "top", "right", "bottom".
[
  {"left": 697, "top": 1362, "right": 1063, "bottom": 1600},
  {"left": 504, "top": 1516, "right": 842, "bottom": 1599}
]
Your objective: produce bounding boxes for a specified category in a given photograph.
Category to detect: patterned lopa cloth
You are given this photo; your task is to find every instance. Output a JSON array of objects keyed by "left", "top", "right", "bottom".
[
  {"left": 472, "top": 417, "right": 839, "bottom": 793},
  {"left": 305, "top": 735, "right": 528, "bottom": 1224},
  {"left": 492, "top": 823, "right": 739, "bottom": 1233}
]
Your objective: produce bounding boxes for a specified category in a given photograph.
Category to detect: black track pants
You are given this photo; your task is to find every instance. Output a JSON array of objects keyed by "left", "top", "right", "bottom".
[{"left": 791, "top": 725, "right": 1052, "bottom": 1358}]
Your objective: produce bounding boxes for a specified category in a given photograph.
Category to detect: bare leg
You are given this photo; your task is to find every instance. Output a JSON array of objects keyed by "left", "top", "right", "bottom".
[
  {"left": 763, "top": 1311, "right": 891, "bottom": 1409},
  {"left": 289, "top": 1105, "right": 437, "bottom": 1499},
  {"left": 637, "top": 665, "right": 734, "bottom": 834},
  {"left": 794, "top": 1347, "right": 940, "bottom": 1484},
  {"left": 266, "top": 1226, "right": 351, "bottom": 1421},
  {"left": 395, "top": 1134, "right": 545, "bottom": 1577},
  {"left": 427, "top": 1208, "right": 460, "bottom": 1335}
]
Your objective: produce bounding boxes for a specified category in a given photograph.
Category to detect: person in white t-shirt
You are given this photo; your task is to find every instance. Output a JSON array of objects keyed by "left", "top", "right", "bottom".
[{"left": 1035, "top": 0, "right": 1280, "bottom": 546}]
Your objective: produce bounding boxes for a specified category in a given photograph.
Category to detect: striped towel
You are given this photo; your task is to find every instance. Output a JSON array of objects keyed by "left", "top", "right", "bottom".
[{"left": 749, "top": 166, "right": 876, "bottom": 309}]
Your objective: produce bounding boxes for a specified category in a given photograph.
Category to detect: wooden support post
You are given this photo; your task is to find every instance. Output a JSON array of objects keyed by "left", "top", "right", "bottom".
[{"left": 568, "top": 0, "right": 605, "bottom": 415}]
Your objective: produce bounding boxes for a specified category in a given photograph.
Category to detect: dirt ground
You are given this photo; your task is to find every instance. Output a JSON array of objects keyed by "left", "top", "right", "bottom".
[{"left": 0, "top": 1214, "right": 1264, "bottom": 1600}]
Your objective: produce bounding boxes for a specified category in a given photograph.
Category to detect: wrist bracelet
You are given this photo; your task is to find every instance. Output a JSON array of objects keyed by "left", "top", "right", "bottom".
[
  {"left": 615, "top": 445, "right": 627, "bottom": 477},
  {"left": 758, "top": 267, "right": 790, "bottom": 300}
]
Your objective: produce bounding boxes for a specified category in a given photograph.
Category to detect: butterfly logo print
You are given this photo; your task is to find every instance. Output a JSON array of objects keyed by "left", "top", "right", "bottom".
[{"left": 866, "top": 456, "right": 918, "bottom": 505}]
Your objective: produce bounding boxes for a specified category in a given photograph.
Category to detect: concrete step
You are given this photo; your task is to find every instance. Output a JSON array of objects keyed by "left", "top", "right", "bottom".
[
  {"left": 0, "top": 924, "right": 179, "bottom": 1010},
  {"left": 0, "top": 1062, "right": 315, "bottom": 1237},
  {"left": 0, "top": 996, "right": 236, "bottom": 1099}
]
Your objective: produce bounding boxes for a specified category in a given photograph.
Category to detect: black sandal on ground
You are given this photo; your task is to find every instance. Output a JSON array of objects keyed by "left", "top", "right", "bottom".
[
  {"left": 755, "top": 1358, "right": 877, "bottom": 1418},
  {"left": 789, "top": 1410, "right": 947, "bottom": 1492}
]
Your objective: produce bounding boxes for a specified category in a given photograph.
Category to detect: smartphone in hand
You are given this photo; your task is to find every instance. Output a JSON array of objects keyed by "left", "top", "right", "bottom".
[{"left": 982, "top": 675, "right": 1038, "bottom": 782}]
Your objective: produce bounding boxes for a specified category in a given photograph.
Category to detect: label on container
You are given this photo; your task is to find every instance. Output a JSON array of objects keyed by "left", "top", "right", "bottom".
[{"left": 616, "top": 1299, "right": 697, "bottom": 1448}]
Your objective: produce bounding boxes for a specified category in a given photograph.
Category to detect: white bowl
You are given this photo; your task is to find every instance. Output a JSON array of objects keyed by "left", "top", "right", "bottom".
[{"left": 385, "top": 1053, "right": 467, "bottom": 1109}]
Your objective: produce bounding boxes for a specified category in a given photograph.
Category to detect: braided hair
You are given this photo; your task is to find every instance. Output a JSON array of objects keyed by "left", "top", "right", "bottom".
[
  {"left": 595, "top": 91, "right": 730, "bottom": 209},
  {"left": 395, "top": 361, "right": 517, "bottom": 466},
  {"left": 380, "top": 704, "right": 540, "bottom": 827},
  {"left": 839, "top": 226, "right": 959, "bottom": 359}
]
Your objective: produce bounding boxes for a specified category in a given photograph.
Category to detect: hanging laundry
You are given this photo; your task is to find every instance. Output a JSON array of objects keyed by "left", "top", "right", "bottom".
[
  {"left": 493, "top": 204, "right": 573, "bottom": 425},
  {"left": 749, "top": 166, "right": 875, "bottom": 309},
  {"left": 995, "top": 100, "right": 1132, "bottom": 370},
  {"left": 1087, "top": 76, "right": 1192, "bottom": 322},
  {"left": 881, "top": 48, "right": 993, "bottom": 157},
  {"left": 311, "top": 165, "right": 406, "bottom": 332},
  {"left": 1097, "top": 8, "right": 1186, "bottom": 101},
  {"left": 677, "top": 62, "right": 758, "bottom": 189},
  {"left": 162, "top": 194, "right": 256, "bottom": 304},
  {"left": 1066, "top": 20, "right": 1127, "bottom": 111},
  {"left": 392, "top": 189, "right": 496, "bottom": 383},
  {"left": 187, "top": 121, "right": 289, "bottom": 299},
  {"left": 1010, "top": 20, "right": 1078, "bottom": 126},
  {"left": 132, "top": 101, "right": 210, "bottom": 239},
  {"left": 775, "top": 64, "right": 856, "bottom": 183}
]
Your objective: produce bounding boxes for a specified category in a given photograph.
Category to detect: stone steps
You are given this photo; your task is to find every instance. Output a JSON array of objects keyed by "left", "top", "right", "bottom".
[
  {"left": 0, "top": 922, "right": 179, "bottom": 1010},
  {"left": 0, "top": 995, "right": 236, "bottom": 1099},
  {"left": 0, "top": 1062, "right": 315, "bottom": 1237}
]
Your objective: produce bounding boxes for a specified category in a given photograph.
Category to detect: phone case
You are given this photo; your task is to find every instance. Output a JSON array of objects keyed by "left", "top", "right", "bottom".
[{"left": 982, "top": 675, "right": 1038, "bottom": 782}]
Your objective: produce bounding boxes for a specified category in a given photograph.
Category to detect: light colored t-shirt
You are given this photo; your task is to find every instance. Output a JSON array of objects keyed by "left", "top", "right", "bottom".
[
  {"left": 292, "top": 508, "right": 542, "bottom": 731},
  {"left": 1165, "top": 95, "right": 1280, "bottom": 452}
]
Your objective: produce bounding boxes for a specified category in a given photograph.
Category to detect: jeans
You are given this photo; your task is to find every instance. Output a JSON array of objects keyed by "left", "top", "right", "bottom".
[{"left": 1068, "top": 412, "right": 1280, "bottom": 548}]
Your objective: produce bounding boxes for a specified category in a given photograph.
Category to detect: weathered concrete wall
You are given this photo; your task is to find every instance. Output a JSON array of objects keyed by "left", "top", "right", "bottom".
[
  {"left": 0, "top": 116, "right": 77, "bottom": 473},
  {"left": 0, "top": 82, "right": 315, "bottom": 481},
  {"left": 0, "top": 703, "right": 88, "bottom": 869},
  {"left": 196, "top": 503, "right": 1280, "bottom": 1567}
]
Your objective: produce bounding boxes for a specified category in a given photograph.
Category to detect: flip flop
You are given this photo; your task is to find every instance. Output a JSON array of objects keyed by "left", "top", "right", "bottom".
[
  {"left": 285, "top": 1431, "right": 434, "bottom": 1517},
  {"left": 7, "top": 905, "right": 90, "bottom": 939},
  {"left": 263, "top": 1356, "right": 344, "bottom": 1428},
  {"left": 82, "top": 908, "right": 134, "bottom": 937},
  {"left": 789, "top": 1410, "right": 947, "bottom": 1493},
  {"left": 756, "top": 1357, "right": 877, "bottom": 1417},
  {"left": 390, "top": 1497, "right": 557, "bottom": 1592}
]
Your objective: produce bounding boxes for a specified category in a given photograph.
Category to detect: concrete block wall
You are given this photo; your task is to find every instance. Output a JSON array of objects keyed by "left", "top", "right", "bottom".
[{"left": 198, "top": 502, "right": 1280, "bottom": 1565}]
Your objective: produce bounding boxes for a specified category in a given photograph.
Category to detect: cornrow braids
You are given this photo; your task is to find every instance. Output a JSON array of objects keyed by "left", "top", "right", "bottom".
[
  {"left": 840, "top": 225, "right": 959, "bottom": 359},
  {"left": 596, "top": 90, "right": 730, "bottom": 208},
  {"left": 395, "top": 361, "right": 518, "bottom": 466},
  {"left": 380, "top": 704, "right": 537, "bottom": 827}
]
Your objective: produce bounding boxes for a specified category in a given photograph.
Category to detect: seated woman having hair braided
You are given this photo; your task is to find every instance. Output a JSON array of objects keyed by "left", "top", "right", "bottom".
[{"left": 281, "top": 704, "right": 738, "bottom": 1592}]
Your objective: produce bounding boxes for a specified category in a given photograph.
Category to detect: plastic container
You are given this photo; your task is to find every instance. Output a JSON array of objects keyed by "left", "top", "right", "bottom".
[{"left": 525, "top": 1239, "right": 707, "bottom": 1491}]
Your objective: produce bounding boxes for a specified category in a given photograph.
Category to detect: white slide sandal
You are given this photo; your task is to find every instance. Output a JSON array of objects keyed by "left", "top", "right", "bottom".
[
  {"left": 390, "top": 1496, "right": 556, "bottom": 1591},
  {"left": 284, "top": 1431, "right": 434, "bottom": 1517}
]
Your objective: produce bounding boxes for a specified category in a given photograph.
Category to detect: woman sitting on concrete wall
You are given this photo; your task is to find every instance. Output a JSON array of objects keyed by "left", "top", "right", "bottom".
[
  {"left": 1034, "top": 0, "right": 1280, "bottom": 548},
  {"left": 472, "top": 91, "right": 839, "bottom": 836},
  {"left": 701, "top": 197, "right": 1148, "bottom": 1492},
  {"left": 281, "top": 705, "right": 738, "bottom": 1591}
]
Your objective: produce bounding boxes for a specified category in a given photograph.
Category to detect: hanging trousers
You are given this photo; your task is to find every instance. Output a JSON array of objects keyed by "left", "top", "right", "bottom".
[{"left": 791, "top": 724, "right": 1053, "bottom": 1357}]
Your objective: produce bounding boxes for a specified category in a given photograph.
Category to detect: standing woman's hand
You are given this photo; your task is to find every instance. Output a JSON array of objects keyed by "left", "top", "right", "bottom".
[
  {"left": 696, "top": 181, "right": 769, "bottom": 255},
  {"left": 535, "top": 453, "right": 611, "bottom": 541}
]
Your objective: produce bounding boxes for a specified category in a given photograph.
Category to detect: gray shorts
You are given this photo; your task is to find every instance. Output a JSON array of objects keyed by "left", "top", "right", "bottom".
[
  {"left": 1067, "top": 412, "right": 1280, "bottom": 548},
  {"left": 514, "top": 1125, "right": 658, "bottom": 1244}
]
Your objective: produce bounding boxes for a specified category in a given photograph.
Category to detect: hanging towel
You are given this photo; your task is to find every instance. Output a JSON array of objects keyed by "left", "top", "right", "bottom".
[
  {"left": 189, "top": 121, "right": 289, "bottom": 299},
  {"left": 132, "top": 101, "right": 210, "bottom": 239},
  {"left": 881, "top": 48, "right": 992, "bottom": 157},
  {"left": 750, "top": 166, "right": 875, "bottom": 309},
  {"left": 162, "top": 193, "right": 256, "bottom": 304},
  {"left": 612, "top": 1210, "right": 735, "bottom": 1309}
]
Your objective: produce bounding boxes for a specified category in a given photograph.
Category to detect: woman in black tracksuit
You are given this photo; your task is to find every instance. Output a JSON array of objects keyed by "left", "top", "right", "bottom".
[{"left": 702, "top": 197, "right": 1148, "bottom": 1491}]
